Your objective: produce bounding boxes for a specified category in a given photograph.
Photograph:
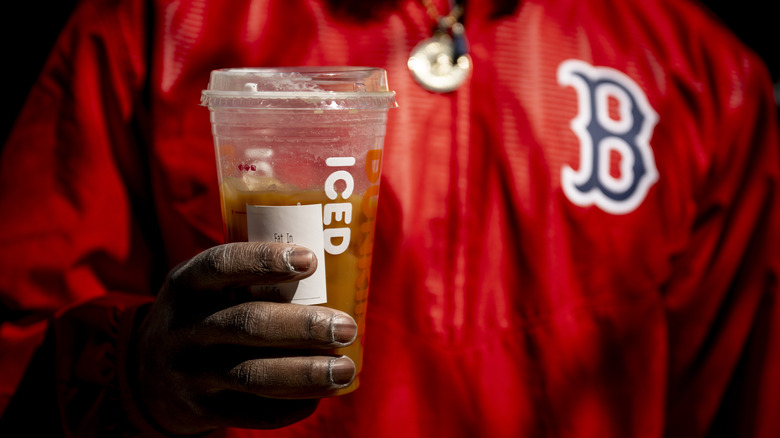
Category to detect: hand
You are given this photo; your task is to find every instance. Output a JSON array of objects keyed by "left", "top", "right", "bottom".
[{"left": 133, "top": 242, "right": 357, "bottom": 435}]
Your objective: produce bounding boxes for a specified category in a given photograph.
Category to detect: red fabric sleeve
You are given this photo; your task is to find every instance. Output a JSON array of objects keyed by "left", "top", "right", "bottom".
[
  {"left": 702, "top": 69, "right": 780, "bottom": 437},
  {"left": 54, "top": 295, "right": 153, "bottom": 437},
  {"left": 662, "top": 35, "right": 780, "bottom": 436},
  {"left": 0, "top": 0, "right": 158, "bottom": 432}
]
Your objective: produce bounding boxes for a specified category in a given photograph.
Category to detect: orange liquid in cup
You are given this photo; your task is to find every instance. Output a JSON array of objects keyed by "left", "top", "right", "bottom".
[{"left": 219, "top": 175, "right": 378, "bottom": 395}]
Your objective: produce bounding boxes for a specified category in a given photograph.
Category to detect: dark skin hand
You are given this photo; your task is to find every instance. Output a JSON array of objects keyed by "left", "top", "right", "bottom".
[{"left": 133, "top": 242, "right": 358, "bottom": 435}]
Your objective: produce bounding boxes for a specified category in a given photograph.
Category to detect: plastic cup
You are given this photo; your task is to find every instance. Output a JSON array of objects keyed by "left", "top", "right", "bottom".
[{"left": 201, "top": 67, "right": 397, "bottom": 395}]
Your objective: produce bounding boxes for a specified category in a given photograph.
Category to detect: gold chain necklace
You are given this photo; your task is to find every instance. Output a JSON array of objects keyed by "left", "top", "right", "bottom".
[{"left": 408, "top": 0, "right": 472, "bottom": 93}]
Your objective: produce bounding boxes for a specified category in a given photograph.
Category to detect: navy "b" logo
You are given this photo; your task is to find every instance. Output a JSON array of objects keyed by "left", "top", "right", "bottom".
[{"left": 557, "top": 60, "right": 659, "bottom": 214}]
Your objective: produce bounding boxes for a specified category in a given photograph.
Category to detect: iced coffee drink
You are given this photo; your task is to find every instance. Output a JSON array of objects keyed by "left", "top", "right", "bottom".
[{"left": 202, "top": 67, "right": 396, "bottom": 394}]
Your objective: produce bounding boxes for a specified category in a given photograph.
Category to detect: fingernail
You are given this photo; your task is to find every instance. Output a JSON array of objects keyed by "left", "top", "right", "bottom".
[
  {"left": 332, "top": 315, "right": 357, "bottom": 344},
  {"left": 329, "top": 356, "right": 355, "bottom": 386},
  {"left": 287, "top": 247, "right": 314, "bottom": 273}
]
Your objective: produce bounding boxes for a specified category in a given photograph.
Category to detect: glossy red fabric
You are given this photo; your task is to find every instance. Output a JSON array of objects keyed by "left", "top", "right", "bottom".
[{"left": 1, "top": 0, "right": 779, "bottom": 436}]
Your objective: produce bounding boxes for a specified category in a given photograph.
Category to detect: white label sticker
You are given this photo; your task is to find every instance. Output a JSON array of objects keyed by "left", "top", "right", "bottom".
[{"left": 246, "top": 203, "right": 327, "bottom": 305}]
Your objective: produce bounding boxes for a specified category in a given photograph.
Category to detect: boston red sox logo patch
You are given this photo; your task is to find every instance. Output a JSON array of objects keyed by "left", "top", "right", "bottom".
[{"left": 557, "top": 60, "right": 659, "bottom": 214}]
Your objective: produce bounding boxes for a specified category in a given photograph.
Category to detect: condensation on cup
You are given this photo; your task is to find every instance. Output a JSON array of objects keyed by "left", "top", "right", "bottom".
[{"left": 201, "top": 67, "right": 397, "bottom": 395}]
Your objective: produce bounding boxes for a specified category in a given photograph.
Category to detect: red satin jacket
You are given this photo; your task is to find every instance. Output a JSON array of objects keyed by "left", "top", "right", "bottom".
[{"left": 1, "top": 0, "right": 779, "bottom": 436}]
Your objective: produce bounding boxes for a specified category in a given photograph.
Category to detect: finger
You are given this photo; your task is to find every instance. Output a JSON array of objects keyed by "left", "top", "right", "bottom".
[
  {"left": 193, "top": 301, "right": 358, "bottom": 348},
  {"left": 170, "top": 242, "right": 317, "bottom": 292},
  {"left": 214, "top": 355, "right": 356, "bottom": 398}
]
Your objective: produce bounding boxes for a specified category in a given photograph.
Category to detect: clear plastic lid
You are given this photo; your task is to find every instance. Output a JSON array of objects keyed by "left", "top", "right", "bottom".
[{"left": 201, "top": 67, "right": 398, "bottom": 110}]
